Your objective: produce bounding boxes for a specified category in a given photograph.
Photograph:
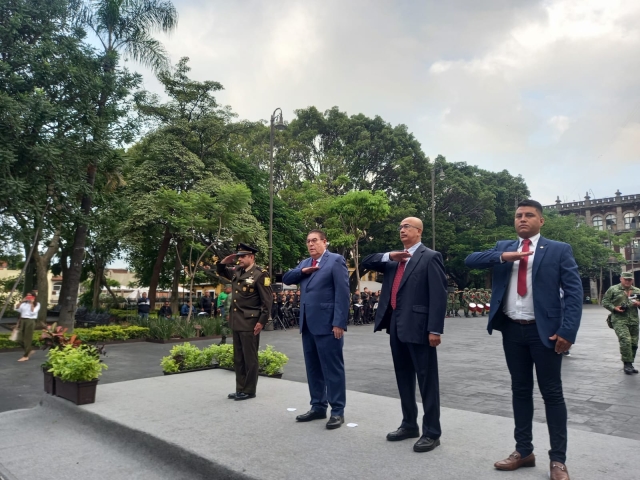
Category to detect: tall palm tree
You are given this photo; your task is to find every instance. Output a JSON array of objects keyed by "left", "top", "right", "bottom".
[
  {"left": 57, "top": 0, "right": 178, "bottom": 329},
  {"left": 76, "top": 0, "right": 178, "bottom": 72}
]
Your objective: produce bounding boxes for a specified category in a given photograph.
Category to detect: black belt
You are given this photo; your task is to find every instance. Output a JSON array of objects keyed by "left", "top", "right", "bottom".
[{"left": 509, "top": 317, "right": 536, "bottom": 325}]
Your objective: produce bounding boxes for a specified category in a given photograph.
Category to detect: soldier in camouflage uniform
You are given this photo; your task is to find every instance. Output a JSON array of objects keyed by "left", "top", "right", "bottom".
[
  {"left": 470, "top": 289, "right": 478, "bottom": 317},
  {"left": 477, "top": 288, "right": 486, "bottom": 316},
  {"left": 602, "top": 272, "right": 640, "bottom": 375},
  {"left": 217, "top": 243, "right": 273, "bottom": 399},
  {"left": 446, "top": 292, "right": 454, "bottom": 318},
  {"left": 220, "top": 284, "right": 232, "bottom": 344},
  {"left": 462, "top": 288, "right": 471, "bottom": 317},
  {"left": 453, "top": 289, "right": 461, "bottom": 317}
]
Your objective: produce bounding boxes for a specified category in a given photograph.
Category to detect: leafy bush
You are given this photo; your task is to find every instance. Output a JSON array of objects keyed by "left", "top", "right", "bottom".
[
  {"left": 48, "top": 344, "right": 108, "bottom": 382},
  {"left": 160, "top": 342, "right": 213, "bottom": 372},
  {"left": 197, "top": 316, "right": 221, "bottom": 336},
  {"left": 258, "top": 345, "right": 289, "bottom": 376},
  {"left": 202, "top": 344, "right": 220, "bottom": 365},
  {"left": 70, "top": 326, "right": 150, "bottom": 342},
  {"left": 0, "top": 332, "right": 42, "bottom": 349},
  {"left": 149, "top": 317, "right": 175, "bottom": 340},
  {"left": 216, "top": 344, "right": 235, "bottom": 369},
  {"left": 130, "top": 314, "right": 151, "bottom": 329},
  {"left": 174, "top": 318, "right": 197, "bottom": 339}
]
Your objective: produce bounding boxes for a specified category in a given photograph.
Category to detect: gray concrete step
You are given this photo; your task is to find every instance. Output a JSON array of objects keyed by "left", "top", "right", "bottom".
[{"left": 1, "top": 370, "right": 637, "bottom": 479}]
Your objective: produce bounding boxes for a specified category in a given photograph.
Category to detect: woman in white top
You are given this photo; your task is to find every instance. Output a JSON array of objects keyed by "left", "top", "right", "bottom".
[{"left": 15, "top": 293, "right": 40, "bottom": 361}]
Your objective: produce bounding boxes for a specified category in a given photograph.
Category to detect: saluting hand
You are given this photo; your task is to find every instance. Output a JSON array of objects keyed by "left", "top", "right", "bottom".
[
  {"left": 220, "top": 254, "right": 237, "bottom": 264},
  {"left": 301, "top": 266, "right": 320, "bottom": 275},
  {"left": 389, "top": 251, "right": 411, "bottom": 262},
  {"left": 500, "top": 251, "right": 533, "bottom": 262}
]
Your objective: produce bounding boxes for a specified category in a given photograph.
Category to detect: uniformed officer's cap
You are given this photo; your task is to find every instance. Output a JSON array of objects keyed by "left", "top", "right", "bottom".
[
  {"left": 621, "top": 272, "right": 633, "bottom": 279},
  {"left": 236, "top": 243, "right": 258, "bottom": 256}
]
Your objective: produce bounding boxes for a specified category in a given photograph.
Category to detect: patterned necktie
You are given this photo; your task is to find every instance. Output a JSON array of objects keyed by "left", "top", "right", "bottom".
[
  {"left": 312, "top": 259, "right": 317, "bottom": 267},
  {"left": 517, "top": 239, "right": 531, "bottom": 297},
  {"left": 391, "top": 251, "right": 409, "bottom": 309}
]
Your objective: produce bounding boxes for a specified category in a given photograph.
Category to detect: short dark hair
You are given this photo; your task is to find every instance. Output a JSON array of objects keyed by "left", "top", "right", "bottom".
[
  {"left": 517, "top": 199, "right": 543, "bottom": 216},
  {"left": 307, "top": 229, "right": 327, "bottom": 240}
]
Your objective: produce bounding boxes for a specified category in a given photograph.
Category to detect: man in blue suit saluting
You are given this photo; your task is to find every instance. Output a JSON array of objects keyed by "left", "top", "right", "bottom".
[
  {"left": 283, "top": 229, "right": 350, "bottom": 429},
  {"left": 465, "top": 199, "right": 581, "bottom": 480}
]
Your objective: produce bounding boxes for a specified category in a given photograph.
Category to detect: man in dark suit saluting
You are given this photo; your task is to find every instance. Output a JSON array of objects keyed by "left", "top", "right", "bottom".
[
  {"left": 465, "top": 200, "right": 581, "bottom": 480},
  {"left": 283, "top": 230, "right": 350, "bottom": 429},
  {"left": 362, "top": 217, "right": 447, "bottom": 453}
]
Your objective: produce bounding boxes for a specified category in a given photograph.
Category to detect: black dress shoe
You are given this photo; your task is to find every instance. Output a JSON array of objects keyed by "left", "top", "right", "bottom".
[
  {"left": 234, "top": 392, "right": 256, "bottom": 401},
  {"left": 326, "top": 416, "right": 344, "bottom": 429},
  {"left": 296, "top": 410, "right": 327, "bottom": 422},
  {"left": 413, "top": 436, "right": 440, "bottom": 452},
  {"left": 228, "top": 392, "right": 240, "bottom": 399},
  {"left": 386, "top": 427, "right": 420, "bottom": 441}
]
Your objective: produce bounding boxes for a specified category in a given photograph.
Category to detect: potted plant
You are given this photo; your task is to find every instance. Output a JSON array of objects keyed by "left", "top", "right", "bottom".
[
  {"left": 39, "top": 323, "right": 82, "bottom": 394},
  {"left": 258, "top": 345, "right": 289, "bottom": 378},
  {"left": 47, "top": 344, "right": 108, "bottom": 405}
]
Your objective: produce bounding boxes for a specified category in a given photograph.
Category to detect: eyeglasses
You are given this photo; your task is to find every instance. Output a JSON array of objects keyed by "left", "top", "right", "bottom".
[
  {"left": 398, "top": 224, "right": 420, "bottom": 232},
  {"left": 306, "top": 238, "right": 323, "bottom": 244}
]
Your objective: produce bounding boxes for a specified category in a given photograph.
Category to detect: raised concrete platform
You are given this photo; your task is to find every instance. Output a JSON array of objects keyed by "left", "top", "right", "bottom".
[{"left": 1, "top": 370, "right": 638, "bottom": 479}]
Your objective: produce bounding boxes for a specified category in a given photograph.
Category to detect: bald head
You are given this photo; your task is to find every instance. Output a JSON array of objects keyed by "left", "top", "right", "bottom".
[
  {"left": 399, "top": 217, "right": 423, "bottom": 248},
  {"left": 402, "top": 217, "right": 423, "bottom": 231}
]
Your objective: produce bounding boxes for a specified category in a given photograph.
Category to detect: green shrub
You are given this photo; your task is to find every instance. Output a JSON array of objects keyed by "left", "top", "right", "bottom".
[
  {"left": 216, "top": 344, "right": 235, "bottom": 369},
  {"left": 174, "top": 318, "right": 197, "bottom": 339},
  {"left": 196, "top": 316, "right": 221, "bottom": 336},
  {"left": 0, "top": 332, "right": 41, "bottom": 349},
  {"left": 149, "top": 317, "right": 175, "bottom": 340},
  {"left": 48, "top": 344, "right": 108, "bottom": 382},
  {"left": 202, "top": 344, "right": 220, "bottom": 365},
  {"left": 160, "top": 342, "right": 211, "bottom": 372},
  {"left": 124, "top": 326, "right": 150, "bottom": 339},
  {"left": 258, "top": 345, "right": 289, "bottom": 376}
]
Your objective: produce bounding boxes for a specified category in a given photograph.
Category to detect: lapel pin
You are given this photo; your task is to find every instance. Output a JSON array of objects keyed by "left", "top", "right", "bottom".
[{"left": 540, "top": 246, "right": 544, "bottom": 249}]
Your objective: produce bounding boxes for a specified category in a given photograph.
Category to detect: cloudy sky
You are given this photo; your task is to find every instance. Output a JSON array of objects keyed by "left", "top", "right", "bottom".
[{"left": 132, "top": 0, "right": 640, "bottom": 205}]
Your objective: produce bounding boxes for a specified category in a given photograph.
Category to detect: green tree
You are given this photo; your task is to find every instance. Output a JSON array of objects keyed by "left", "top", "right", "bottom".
[
  {"left": 324, "top": 190, "right": 390, "bottom": 290},
  {"left": 58, "top": 0, "right": 177, "bottom": 328}
]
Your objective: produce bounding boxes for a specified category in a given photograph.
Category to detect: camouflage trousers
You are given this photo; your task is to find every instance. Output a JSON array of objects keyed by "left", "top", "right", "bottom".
[{"left": 612, "top": 319, "right": 639, "bottom": 363}]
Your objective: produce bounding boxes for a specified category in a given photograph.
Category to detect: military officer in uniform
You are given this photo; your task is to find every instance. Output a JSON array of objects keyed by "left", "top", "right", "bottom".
[
  {"left": 603, "top": 272, "right": 640, "bottom": 375},
  {"left": 217, "top": 243, "right": 273, "bottom": 400},
  {"left": 446, "top": 292, "right": 454, "bottom": 318},
  {"left": 453, "top": 289, "right": 462, "bottom": 317}
]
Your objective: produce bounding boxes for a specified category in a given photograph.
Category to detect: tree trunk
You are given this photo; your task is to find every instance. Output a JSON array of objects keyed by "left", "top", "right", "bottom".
[
  {"left": 57, "top": 249, "right": 69, "bottom": 305},
  {"left": 57, "top": 165, "right": 97, "bottom": 330},
  {"left": 354, "top": 242, "right": 361, "bottom": 291},
  {"left": 23, "top": 253, "right": 36, "bottom": 295},
  {"left": 171, "top": 239, "right": 183, "bottom": 314},
  {"left": 31, "top": 230, "right": 60, "bottom": 324},
  {"left": 148, "top": 225, "right": 172, "bottom": 310},
  {"left": 92, "top": 259, "right": 105, "bottom": 310}
]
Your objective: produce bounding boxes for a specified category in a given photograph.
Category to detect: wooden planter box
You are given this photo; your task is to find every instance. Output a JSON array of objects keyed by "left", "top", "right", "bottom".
[
  {"left": 146, "top": 335, "right": 222, "bottom": 344},
  {"left": 43, "top": 368, "right": 55, "bottom": 395},
  {"left": 55, "top": 378, "right": 99, "bottom": 405},
  {"left": 163, "top": 365, "right": 218, "bottom": 375}
]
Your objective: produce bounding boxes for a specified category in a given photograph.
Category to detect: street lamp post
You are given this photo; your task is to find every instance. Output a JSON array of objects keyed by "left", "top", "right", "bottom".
[
  {"left": 431, "top": 164, "right": 445, "bottom": 250},
  {"left": 269, "top": 108, "right": 286, "bottom": 282}
]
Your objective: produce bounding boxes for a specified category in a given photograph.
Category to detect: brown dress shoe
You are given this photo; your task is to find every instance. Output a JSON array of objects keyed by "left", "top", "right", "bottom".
[
  {"left": 494, "top": 451, "right": 536, "bottom": 470},
  {"left": 550, "top": 461, "right": 570, "bottom": 480}
]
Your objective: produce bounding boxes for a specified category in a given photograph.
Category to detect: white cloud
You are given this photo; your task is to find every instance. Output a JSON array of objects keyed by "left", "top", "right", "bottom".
[{"left": 131, "top": 0, "right": 640, "bottom": 203}]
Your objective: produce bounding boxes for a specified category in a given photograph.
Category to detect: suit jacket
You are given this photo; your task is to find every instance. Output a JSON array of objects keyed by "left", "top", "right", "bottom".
[
  {"left": 216, "top": 263, "right": 272, "bottom": 332},
  {"left": 282, "top": 250, "right": 350, "bottom": 335},
  {"left": 361, "top": 245, "right": 448, "bottom": 345},
  {"left": 464, "top": 236, "right": 582, "bottom": 347}
]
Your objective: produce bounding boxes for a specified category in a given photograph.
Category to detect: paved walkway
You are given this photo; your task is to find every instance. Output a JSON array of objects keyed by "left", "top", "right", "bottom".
[
  {"left": 1, "top": 305, "right": 639, "bottom": 439},
  {"left": 1, "top": 371, "right": 638, "bottom": 480}
]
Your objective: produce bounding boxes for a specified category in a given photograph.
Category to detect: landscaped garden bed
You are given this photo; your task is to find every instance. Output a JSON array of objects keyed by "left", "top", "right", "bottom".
[{"left": 160, "top": 343, "right": 288, "bottom": 378}]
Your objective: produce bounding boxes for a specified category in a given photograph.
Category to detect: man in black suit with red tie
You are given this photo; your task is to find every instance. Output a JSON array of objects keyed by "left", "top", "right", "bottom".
[{"left": 362, "top": 217, "right": 448, "bottom": 453}]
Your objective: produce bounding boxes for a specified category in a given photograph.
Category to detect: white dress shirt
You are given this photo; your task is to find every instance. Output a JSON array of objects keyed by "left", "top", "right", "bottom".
[{"left": 502, "top": 233, "right": 540, "bottom": 321}]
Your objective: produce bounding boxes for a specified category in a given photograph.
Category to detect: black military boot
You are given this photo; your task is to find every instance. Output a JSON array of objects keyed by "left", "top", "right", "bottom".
[
  {"left": 624, "top": 362, "right": 634, "bottom": 375},
  {"left": 465, "top": 313, "right": 470, "bottom": 318},
  {"left": 632, "top": 348, "right": 639, "bottom": 373}
]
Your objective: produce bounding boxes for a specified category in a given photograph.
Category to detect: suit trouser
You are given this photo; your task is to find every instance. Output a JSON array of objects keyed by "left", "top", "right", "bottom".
[
  {"left": 301, "top": 321, "right": 346, "bottom": 416},
  {"left": 232, "top": 330, "right": 260, "bottom": 395},
  {"left": 501, "top": 321, "right": 567, "bottom": 463},
  {"left": 389, "top": 310, "right": 441, "bottom": 439}
]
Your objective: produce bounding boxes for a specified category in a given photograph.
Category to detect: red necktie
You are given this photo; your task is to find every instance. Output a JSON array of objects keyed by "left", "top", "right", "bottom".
[
  {"left": 391, "top": 251, "right": 409, "bottom": 309},
  {"left": 517, "top": 239, "right": 531, "bottom": 297},
  {"left": 312, "top": 259, "right": 317, "bottom": 267}
]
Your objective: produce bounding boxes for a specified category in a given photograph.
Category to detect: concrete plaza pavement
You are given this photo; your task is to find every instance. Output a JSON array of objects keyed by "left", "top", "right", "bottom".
[{"left": 1, "top": 305, "right": 639, "bottom": 439}]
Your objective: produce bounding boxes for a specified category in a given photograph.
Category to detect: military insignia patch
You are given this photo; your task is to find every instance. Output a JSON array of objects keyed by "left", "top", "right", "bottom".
[{"left": 264, "top": 277, "right": 271, "bottom": 287}]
